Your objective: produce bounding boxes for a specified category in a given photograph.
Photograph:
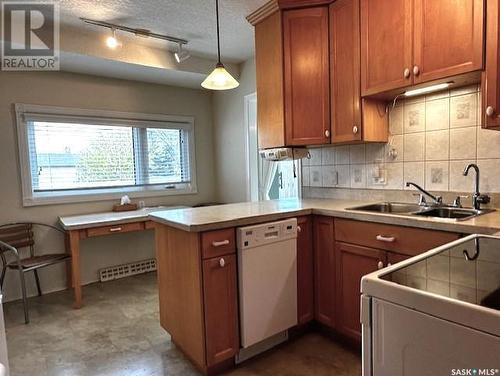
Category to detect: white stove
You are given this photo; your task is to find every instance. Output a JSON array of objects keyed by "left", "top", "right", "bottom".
[{"left": 361, "top": 234, "right": 500, "bottom": 376}]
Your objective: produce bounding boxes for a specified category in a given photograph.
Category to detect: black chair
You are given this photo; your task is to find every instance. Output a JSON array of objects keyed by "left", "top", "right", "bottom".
[{"left": 0, "top": 223, "right": 71, "bottom": 324}]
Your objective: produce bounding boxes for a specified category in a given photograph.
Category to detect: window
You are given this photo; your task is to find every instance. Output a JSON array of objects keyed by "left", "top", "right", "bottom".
[{"left": 15, "top": 104, "right": 196, "bottom": 206}]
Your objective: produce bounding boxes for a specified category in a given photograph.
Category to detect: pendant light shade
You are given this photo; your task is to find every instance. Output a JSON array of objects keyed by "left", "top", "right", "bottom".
[{"left": 202, "top": 0, "right": 239, "bottom": 90}]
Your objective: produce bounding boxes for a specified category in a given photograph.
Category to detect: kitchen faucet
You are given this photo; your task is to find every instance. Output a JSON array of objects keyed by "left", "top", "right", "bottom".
[
  {"left": 462, "top": 163, "right": 491, "bottom": 210},
  {"left": 405, "top": 182, "right": 442, "bottom": 206}
]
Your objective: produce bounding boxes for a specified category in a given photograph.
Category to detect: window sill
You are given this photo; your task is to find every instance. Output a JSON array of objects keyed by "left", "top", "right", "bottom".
[{"left": 22, "top": 185, "right": 198, "bottom": 207}]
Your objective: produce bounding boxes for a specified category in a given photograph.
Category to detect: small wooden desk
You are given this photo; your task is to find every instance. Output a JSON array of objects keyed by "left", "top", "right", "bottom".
[{"left": 59, "top": 206, "right": 184, "bottom": 308}]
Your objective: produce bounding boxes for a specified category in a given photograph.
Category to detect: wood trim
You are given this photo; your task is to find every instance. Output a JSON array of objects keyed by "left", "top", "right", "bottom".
[
  {"left": 361, "top": 98, "right": 388, "bottom": 142},
  {"left": 278, "top": 0, "right": 334, "bottom": 9},
  {"left": 247, "top": 0, "right": 279, "bottom": 25},
  {"left": 155, "top": 225, "right": 206, "bottom": 369}
]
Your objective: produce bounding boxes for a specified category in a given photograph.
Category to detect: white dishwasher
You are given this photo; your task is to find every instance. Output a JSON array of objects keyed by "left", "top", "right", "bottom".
[{"left": 237, "top": 218, "right": 297, "bottom": 359}]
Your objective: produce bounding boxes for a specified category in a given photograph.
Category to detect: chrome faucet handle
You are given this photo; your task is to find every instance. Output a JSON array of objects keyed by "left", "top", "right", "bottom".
[
  {"left": 412, "top": 193, "right": 427, "bottom": 206},
  {"left": 452, "top": 195, "right": 469, "bottom": 208},
  {"left": 477, "top": 194, "right": 491, "bottom": 207}
]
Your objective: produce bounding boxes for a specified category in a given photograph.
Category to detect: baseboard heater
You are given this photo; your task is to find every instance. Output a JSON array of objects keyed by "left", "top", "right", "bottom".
[{"left": 99, "top": 258, "right": 157, "bottom": 282}]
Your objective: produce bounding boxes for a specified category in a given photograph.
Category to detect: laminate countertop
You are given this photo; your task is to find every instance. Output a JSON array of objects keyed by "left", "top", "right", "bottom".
[{"left": 149, "top": 198, "right": 500, "bottom": 234}]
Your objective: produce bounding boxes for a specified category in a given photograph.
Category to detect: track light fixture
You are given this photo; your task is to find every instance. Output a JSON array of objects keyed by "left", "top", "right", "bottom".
[
  {"left": 80, "top": 17, "right": 189, "bottom": 61},
  {"left": 174, "top": 43, "right": 190, "bottom": 63},
  {"left": 105, "top": 28, "right": 120, "bottom": 49}
]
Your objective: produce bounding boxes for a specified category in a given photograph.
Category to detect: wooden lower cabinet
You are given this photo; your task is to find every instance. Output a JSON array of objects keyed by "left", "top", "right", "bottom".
[
  {"left": 297, "top": 216, "right": 314, "bottom": 324},
  {"left": 156, "top": 225, "right": 238, "bottom": 374},
  {"left": 335, "top": 242, "right": 386, "bottom": 343},
  {"left": 202, "top": 254, "right": 239, "bottom": 367},
  {"left": 313, "top": 216, "right": 336, "bottom": 328}
]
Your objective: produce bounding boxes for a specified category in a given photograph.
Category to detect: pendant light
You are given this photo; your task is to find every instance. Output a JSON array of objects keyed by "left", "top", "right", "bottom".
[{"left": 201, "top": 0, "right": 239, "bottom": 90}]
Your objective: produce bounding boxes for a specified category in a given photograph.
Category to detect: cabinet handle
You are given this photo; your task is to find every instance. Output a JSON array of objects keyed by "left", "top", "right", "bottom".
[
  {"left": 413, "top": 65, "right": 420, "bottom": 76},
  {"left": 297, "top": 225, "right": 302, "bottom": 233},
  {"left": 212, "top": 240, "right": 230, "bottom": 247},
  {"left": 325, "top": 129, "right": 330, "bottom": 138},
  {"left": 109, "top": 227, "right": 122, "bottom": 232},
  {"left": 352, "top": 125, "right": 359, "bottom": 134},
  {"left": 486, "top": 106, "right": 495, "bottom": 117},
  {"left": 403, "top": 68, "right": 410, "bottom": 78},
  {"left": 377, "top": 261, "right": 384, "bottom": 270},
  {"left": 376, "top": 235, "right": 396, "bottom": 243},
  {"left": 219, "top": 258, "right": 226, "bottom": 267}
]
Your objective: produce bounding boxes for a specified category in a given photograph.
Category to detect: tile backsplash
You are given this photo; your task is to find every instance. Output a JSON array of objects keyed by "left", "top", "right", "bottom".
[{"left": 302, "top": 84, "right": 500, "bottom": 195}]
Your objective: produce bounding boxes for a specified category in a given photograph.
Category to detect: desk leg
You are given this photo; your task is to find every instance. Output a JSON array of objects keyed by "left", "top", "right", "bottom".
[{"left": 69, "top": 230, "right": 82, "bottom": 309}]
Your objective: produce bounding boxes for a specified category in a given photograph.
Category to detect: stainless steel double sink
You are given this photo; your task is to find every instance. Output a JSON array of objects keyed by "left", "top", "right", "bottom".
[{"left": 347, "top": 202, "right": 495, "bottom": 221}]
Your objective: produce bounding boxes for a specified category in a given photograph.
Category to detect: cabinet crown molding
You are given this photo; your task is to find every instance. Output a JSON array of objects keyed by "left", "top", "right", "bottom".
[{"left": 247, "top": 0, "right": 334, "bottom": 25}]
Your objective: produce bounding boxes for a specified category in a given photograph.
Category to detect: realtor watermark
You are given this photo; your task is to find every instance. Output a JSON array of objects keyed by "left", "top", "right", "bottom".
[{"left": 1, "top": 1, "right": 60, "bottom": 71}]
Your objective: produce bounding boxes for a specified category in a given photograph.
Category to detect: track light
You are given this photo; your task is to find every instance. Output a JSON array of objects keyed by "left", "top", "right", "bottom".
[
  {"left": 174, "top": 43, "right": 190, "bottom": 63},
  {"left": 106, "top": 28, "right": 120, "bottom": 49}
]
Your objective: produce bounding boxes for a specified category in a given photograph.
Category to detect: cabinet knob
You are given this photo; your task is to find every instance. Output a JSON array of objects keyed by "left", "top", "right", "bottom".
[
  {"left": 219, "top": 258, "right": 226, "bottom": 267},
  {"left": 388, "top": 262, "right": 392, "bottom": 267},
  {"left": 325, "top": 129, "right": 330, "bottom": 138},
  {"left": 413, "top": 65, "right": 420, "bottom": 76},
  {"left": 403, "top": 68, "right": 411, "bottom": 79},
  {"left": 297, "top": 225, "right": 301, "bottom": 233},
  {"left": 352, "top": 125, "right": 359, "bottom": 134},
  {"left": 486, "top": 106, "right": 495, "bottom": 117},
  {"left": 377, "top": 261, "right": 384, "bottom": 270}
]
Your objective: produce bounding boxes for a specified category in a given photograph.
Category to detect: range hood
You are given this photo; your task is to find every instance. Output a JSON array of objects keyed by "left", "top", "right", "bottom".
[{"left": 259, "top": 148, "right": 310, "bottom": 161}]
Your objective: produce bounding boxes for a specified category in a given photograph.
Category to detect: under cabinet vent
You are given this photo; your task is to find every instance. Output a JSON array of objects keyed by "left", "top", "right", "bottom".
[{"left": 99, "top": 258, "right": 157, "bottom": 282}]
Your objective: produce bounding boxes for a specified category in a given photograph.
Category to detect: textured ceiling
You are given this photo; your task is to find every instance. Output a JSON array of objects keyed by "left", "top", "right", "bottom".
[{"left": 56, "top": 0, "right": 268, "bottom": 63}]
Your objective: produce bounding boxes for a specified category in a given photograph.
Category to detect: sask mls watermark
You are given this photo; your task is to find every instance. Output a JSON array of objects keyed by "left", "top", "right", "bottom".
[{"left": 1, "top": 1, "right": 60, "bottom": 71}]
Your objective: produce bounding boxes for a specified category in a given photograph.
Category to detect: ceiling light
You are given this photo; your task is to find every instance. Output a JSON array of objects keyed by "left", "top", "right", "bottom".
[
  {"left": 106, "top": 28, "right": 120, "bottom": 49},
  {"left": 404, "top": 82, "right": 453, "bottom": 97},
  {"left": 201, "top": 0, "right": 239, "bottom": 90},
  {"left": 174, "top": 43, "right": 190, "bottom": 63}
]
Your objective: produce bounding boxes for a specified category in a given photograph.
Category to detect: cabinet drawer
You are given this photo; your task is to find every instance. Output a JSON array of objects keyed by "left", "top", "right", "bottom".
[
  {"left": 86, "top": 222, "right": 145, "bottom": 237},
  {"left": 201, "top": 228, "right": 235, "bottom": 259},
  {"left": 335, "top": 219, "right": 460, "bottom": 256}
]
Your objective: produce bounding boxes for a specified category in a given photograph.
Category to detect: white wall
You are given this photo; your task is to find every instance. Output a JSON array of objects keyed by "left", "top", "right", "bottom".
[
  {"left": 0, "top": 71, "right": 216, "bottom": 301},
  {"left": 213, "top": 58, "right": 257, "bottom": 203}
]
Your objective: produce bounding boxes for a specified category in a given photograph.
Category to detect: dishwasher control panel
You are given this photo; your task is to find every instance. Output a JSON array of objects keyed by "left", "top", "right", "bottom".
[{"left": 237, "top": 218, "right": 297, "bottom": 250}]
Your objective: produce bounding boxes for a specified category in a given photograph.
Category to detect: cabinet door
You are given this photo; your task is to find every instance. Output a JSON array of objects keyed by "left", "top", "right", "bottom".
[
  {"left": 387, "top": 252, "right": 410, "bottom": 267},
  {"left": 335, "top": 242, "right": 386, "bottom": 343},
  {"left": 313, "top": 216, "right": 335, "bottom": 328},
  {"left": 484, "top": 0, "right": 500, "bottom": 128},
  {"left": 203, "top": 254, "right": 239, "bottom": 366},
  {"left": 413, "top": 0, "right": 483, "bottom": 84},
  {"left": 330, "top": 0, "right": 362, "bottom": 143},
  {"left": 360, "top": 0, "right": 413, "bottom": 96},
  {"left": 283, "top": 7, "right": 330, "bottom": 146},
  {"left": 297, "top": 216, "right": 314, "bottom": 324}
]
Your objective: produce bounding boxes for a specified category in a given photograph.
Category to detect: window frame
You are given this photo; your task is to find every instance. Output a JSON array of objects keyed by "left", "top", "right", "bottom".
[{"left": 15, "top": 103, "right": 197, "bottom": 207}]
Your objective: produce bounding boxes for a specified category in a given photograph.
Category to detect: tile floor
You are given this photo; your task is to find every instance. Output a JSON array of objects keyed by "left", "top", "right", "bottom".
[{"left": 4, "top": 273, "right": 361, "bottom": 376}]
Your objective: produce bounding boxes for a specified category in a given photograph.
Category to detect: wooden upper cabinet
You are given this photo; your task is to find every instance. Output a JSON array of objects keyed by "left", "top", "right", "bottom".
[
  {"left": 413, "top": 0, "right": 484, "bottom": 84},
  {"left": 255, "top": 12, "right": 286, "bottom": 148},
  {"left": 202, "top": 254, "right": 239, "bottom": 367},
  {"left": 330, "top": 0, "right": 388, "bottom": 143},
  {"left": 313, "top": 216, "right": 336, "bottom": 328},
  {"left": 330, "top": 0, "right": 362, "bottom": 143},
  {"left": 361, "top": 0, "right": 413, "bottom": 96},
  {"left": 283, "top": 7, "right": 330, "bottom": 146},
  {"left": 335, "top": 242, "right": 386, "bottom": 344},
  {"left": 483, "top": 0, "right": 500, "bottom": 129},
  {"left": 297, "top": 216, "right": 314, "bottom": 324}
]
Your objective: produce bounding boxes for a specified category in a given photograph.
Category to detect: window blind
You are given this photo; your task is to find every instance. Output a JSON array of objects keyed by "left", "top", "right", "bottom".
[{"left": 26, "top": 120, "right": 191, "bottom": 193}]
